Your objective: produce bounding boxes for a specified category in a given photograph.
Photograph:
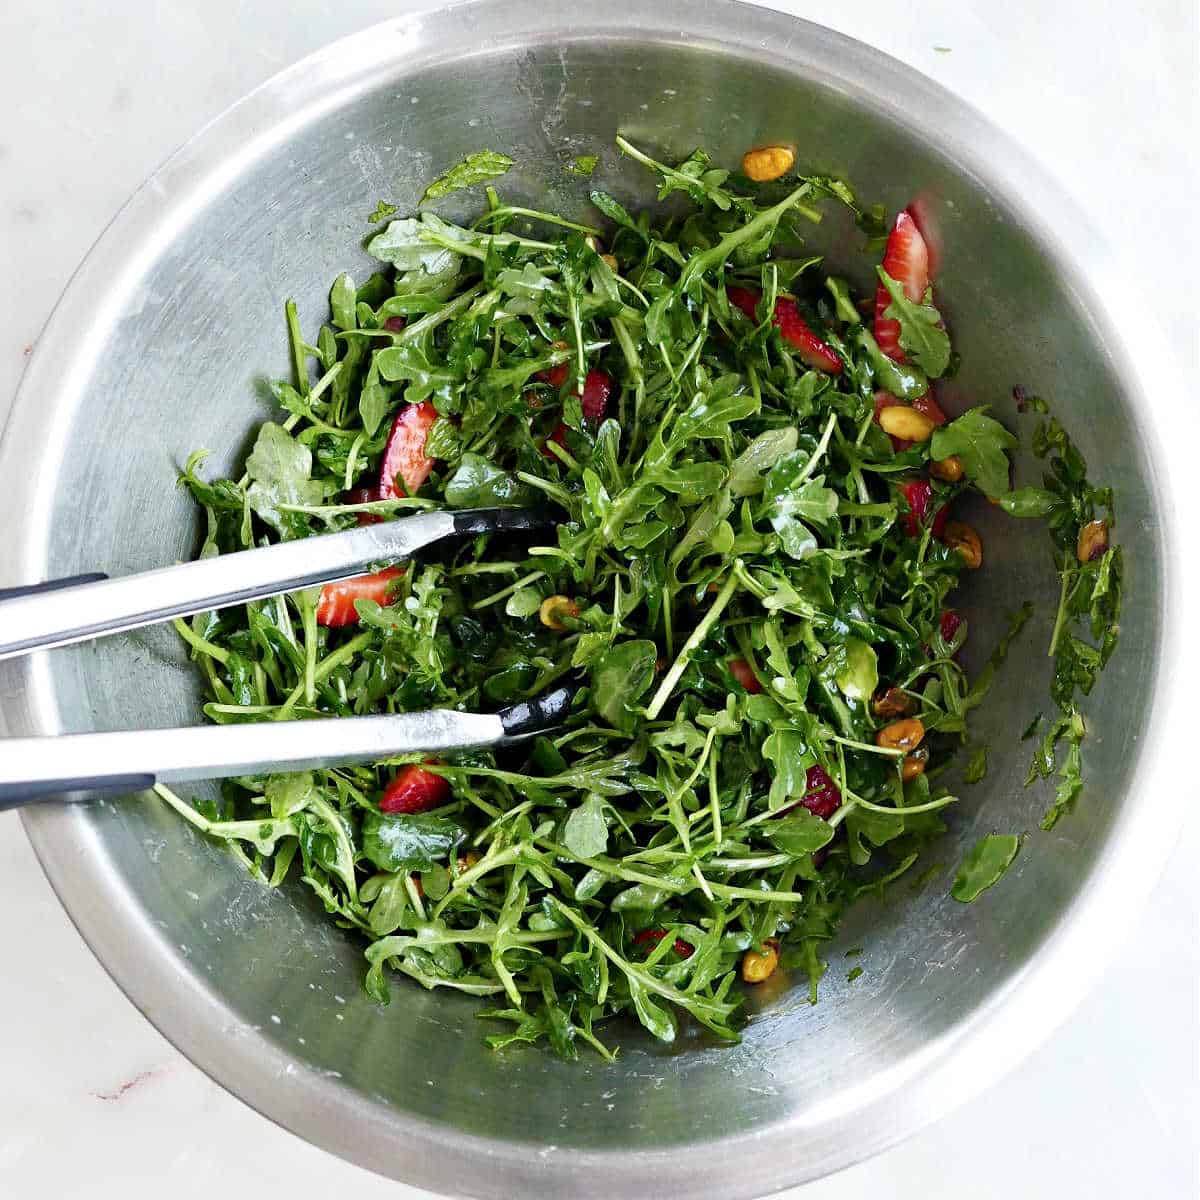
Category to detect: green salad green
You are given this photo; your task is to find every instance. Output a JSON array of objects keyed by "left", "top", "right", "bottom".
[{"left": 160, "top": 139, "right": 1120, "bottom": 1058}]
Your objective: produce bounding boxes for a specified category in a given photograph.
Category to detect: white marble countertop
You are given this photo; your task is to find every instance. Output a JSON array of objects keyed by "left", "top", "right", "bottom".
[{"left": 0, "top": 2, "right": 1195, "bottom": 1196}]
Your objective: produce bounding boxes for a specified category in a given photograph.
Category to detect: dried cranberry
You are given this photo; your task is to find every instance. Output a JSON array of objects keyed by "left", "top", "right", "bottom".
[
  {"left": 632, "top": 929, "right": 693, "bottom": 958},
  {"left": 900, "top": 479, "right": 933, "bottom": 536},
  {"left": 800, "top": 765, "right": 841, "bottom": 820},
  {"left": 939, "top": 610, "right": 962, "bottom": 642},
  {"left": 345, "top": 484, "right": 383, "bottom": 526},
  {"left": 383, "top": 315, "right": 406, "bottom": 333}
]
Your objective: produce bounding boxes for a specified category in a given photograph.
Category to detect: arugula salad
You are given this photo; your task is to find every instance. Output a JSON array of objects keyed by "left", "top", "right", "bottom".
[{"left": 162, "top": 138, "right": 1120, "bottom": 1058}]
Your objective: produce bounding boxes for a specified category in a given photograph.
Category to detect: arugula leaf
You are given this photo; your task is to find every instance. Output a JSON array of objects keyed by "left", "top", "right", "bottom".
[
  {"left": 964, "top": 748, "right": 988, "bottom": 784},
  {"left": 367, "top": 199, "right": 398, "bottom": 224},
  {"left": 877, "top": 268, "right": 951, "bottom": 377},
  {"left": 562, "top": 795, "right": 609, "bottom": 858},
  {"left": 366, "top": 218, "right": 461, "bottom": 275},
  {"left": 444, "top": 454, "right": 535, "bottom": 508},
  {"left": 591, "top": 640, "right": 658, "bottom": 732},
  {"left": 362, "top": 811, "right": 467, "bottom": 872},
  {"left": 421, "top": 150, "right": 514, "bottom": 202},
  {"left": 764, "top": 809, "right": 834, "bottom": 855},
  {"left": 951, "top": 834, "right": 1020, "bottom": 901},
  {"left": 244, "top": 423, "right": 323, "bottom": 539},
  {"left": 764, "top": 456, "right": 838, "bottom": 559},
  {"left": 929, "top": 408, "right": 1018, "bottom": 498},
  {"left": 999, "top": 486, "right": 1059, "bottom": 518}
]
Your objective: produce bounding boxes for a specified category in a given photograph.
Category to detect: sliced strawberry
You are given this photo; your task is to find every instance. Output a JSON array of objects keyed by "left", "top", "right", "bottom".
[
  {"left": 727, "top": 285, "right": 762, "bottom": 322},
  {"left": 316, "top": 565, "right": 403, "bottom": 627},
  {"left": 633, "top": 928, "right": 694, "bottom": 959},
  {"left": 729, "top": 657, "right": 763, "bottom": 694},
  {"left": 380, "top": 762, "right": 450, "bottom": 814},
  {"left": 774, "top": 297, "right": 843, "bottom": 373},
  {"left": 542, "top": 370, "right": 612, "bottom": 457},
  {"left": 939, "top": 610, "right": 962, "bottom": 642},
  {"left": 905, "top": 194, "right": 943, "bottom": 278},
  {"left": 379, "top": 401, "right": 438, "bottom": 499},
  {"left": 727, "top": 286, "right": 841, "bottom": 374},
  {"left": 579, "top": 370, "right": 612, "bottom": 421},
  {"left": 873, "top": 210, "right": 931, "bottom": 363},
  {"left": 345, "top": 484, "right": 383, "bottom": 527}
]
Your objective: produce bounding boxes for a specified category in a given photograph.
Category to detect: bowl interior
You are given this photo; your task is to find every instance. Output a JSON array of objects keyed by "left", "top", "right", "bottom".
[{"left": 3, "top": 9, "right": 1164, "bottom": 1198}]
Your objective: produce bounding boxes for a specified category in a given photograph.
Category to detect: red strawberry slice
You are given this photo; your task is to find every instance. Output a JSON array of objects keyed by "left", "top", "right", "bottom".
[
  {"left": 905, "top": 194, "right": 943, "bottom": 277},
  {"left": 316, "top": 566, "right": 403, "bottom": 627},
  {"left": 873, "top": 210, "right": 931, "bottom": 363},
  {"left": 728, "top": 657, "right": 763, "bottom": 694},
  {"left": 939, "top": 610, "right": 962, "bottom": 642},
  {"left": 379, "top": 401, "right": 439, "bottom": 498},
  {"left": 579, "top": 370, "right": 612, "bottom": 421},
  {"left": 774, "top": 297, "right": 843, "bottom": 373},
  {"left": 912, "top": 391, "right": 947, "bottom": 426},
  {"left": 727, "top": 285, "right": 761, "bottom": 322},
  {"left": 543, "top": 370, "right": 612, "bottom": 457},
  {"left": 728, "top": 286, "right": 842, "bottom": 374},
  {"left": 380, "top": 763, "right": 450, "bottom": 814},
  {"left": 633, "top": 929, "right": 694, "bottom": 959}
]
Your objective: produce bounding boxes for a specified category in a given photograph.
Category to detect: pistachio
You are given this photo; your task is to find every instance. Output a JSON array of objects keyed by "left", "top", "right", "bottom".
[
  {"left": 878, "top": 405, "right": 937, "bottom": 443},
  {"left": 873, "top": 686, "right": 915, "bottom": 719},
  {"left": 741, "top": 938, "right": 780, "bottom": 983},
  {"left": 942, "top": 521, "right": 983, "bottom": 568},
  {"left": 539, "top": 594, "right": 580, "bottom": 631},
  {"left": 929, "top": 455, "right": 964, "bottom": 482},
  {"left": 1076, "top": 519, "right": 1109, "bottom": 563},
  {"left": 901, "top": 746, "right": 929, "bottom": 782},
  {"left": 876, "top": 717, "right": 925, "bottom": 753},
  {"left": 741, "top": 145, "right": 795, "bottom": 182}
]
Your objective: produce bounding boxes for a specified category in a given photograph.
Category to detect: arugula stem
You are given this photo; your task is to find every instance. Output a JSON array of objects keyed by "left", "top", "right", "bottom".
[{"left": 645, "top": 567, "right": 741, "bottom": 719}]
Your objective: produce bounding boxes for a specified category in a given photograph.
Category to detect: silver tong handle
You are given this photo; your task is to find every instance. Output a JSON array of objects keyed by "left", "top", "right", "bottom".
[
  {"left": 0, "top": 507, "right": 553, "bottom": 662},
  {"left": 0, "top": 673, "right": 581, "bottom": 811}
]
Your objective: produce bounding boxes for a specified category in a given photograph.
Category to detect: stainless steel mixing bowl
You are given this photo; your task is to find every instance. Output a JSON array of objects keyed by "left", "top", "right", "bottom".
[{"left": 0, "top": 2, "right": 1188, "bottom": 1196}]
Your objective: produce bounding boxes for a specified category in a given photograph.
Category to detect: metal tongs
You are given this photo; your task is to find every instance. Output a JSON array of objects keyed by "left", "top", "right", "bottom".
[{"left": 0, "top": 508, "right": 575, "bottom": 810}]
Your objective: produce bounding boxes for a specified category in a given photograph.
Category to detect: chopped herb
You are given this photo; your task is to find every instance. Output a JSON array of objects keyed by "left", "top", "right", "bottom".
[
  {"left": 367, "top": 199, "right": 398, "bottom": 224},
  {"left": 1007, "top": 408, "right": 1121, "bottom": 827},
  {"left": 421, "top": 150, "right": 515, "bottom": 203},
  {"left": 569, "top": 155, "right": 599, "bottom": 177},
  {"left": 847, "top": 966, "right": 864, "bottom": 982},
  {"left": 964, "top": 747, "right": 988, "bottom": 784},
  {"left": 951, "top": 834, "right": 1020, "bottom": 902}
]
